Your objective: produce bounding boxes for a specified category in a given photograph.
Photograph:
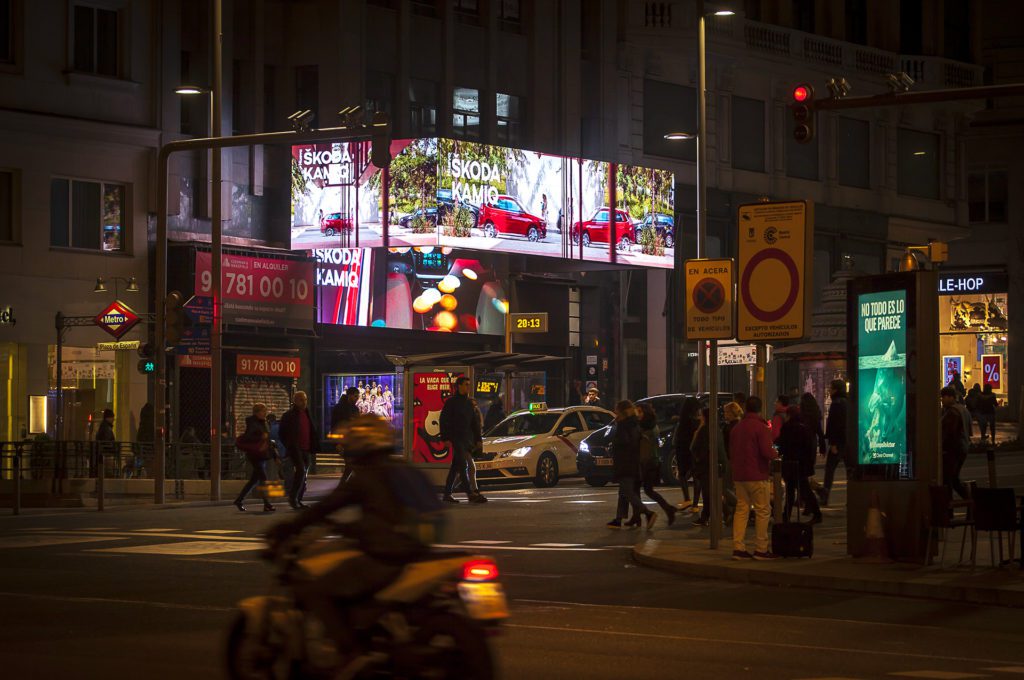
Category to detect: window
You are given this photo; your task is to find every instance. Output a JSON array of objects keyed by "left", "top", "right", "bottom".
[
  {"left": 294, "top": 65, "right": 318, "bottom": 127},
  {"left": 643, "top": 80, "right": 696, "bottom": 162},
  {"left": 50, "top": 178, "right": 125, "bottom": 252},
  {"left": 409, "top": 79, "right": 438, "bottom": 136},
  {"left": 900, "top": 0, "right": 923, "bottom": 54},
  {"left": 581, "top": 410, "right": 612, "bottom": 430},
  {"left": 968, "top": 167, "right": 1008, "bottom": 224},
  {"left": 454, "top": 0, "right": 479, "bottom": 24},
  {"left": 845, "top": 0, "right": 867, "bottom": 45},
  {"left": 558, "top": 413, "right": 586, "bottom": 434},
  {"left": 0, "top": 171, "right": 13, "bottom": 242},
  {"left": 731, "top": 96, "right": 765, "bottom": 172},
  {"left": 496, "top": 92, "right": 522, "bottom": 146},
  {"left": 837, "top": 117, "right": 870, "bottom": 188},
  {"left": 0, "top": 0, "right": 12, "bottom": 64},
  {"left": 452, "top": 86, "right": 480, "bottom": 139},
  {"left": 501, "top": 0, "right": 520, "bottom": 22},
  {"left": 943, "top": 0, "right": 971, "bottom": 62},
  {"left": 365, "top": 70, "right": 394, "bottom": 119},
  {"left": 792, "top": 0, "right": 814, "bottom": 32},
  {"left": 73, "top": 4, "right": 119, "bottom": 77},
  {"left": 786, "top": 125, "right": 819, "bottom": 180},
  {"left": 897, "top": 128, "right": 939, "bottom": 199},
  {"left": 410, "top": 0, "right": 437, "bottom": 18}
]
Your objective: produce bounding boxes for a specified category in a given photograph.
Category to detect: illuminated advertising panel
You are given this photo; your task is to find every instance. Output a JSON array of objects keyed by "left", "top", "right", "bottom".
[
  {"left": 411, "top": 370, "right": 465, "bottom": 464},
  {"left": 314, "top": 248, "right": 376, "bottom": 326},
  {"left": 386, "top": 138, "right": 439, "bottom": 248},
  {"left": 856, "top": 289, "right": 907, "bottom": 466},
  {"left": 194, "top": 251, "right": 315, "bottom": 330}
]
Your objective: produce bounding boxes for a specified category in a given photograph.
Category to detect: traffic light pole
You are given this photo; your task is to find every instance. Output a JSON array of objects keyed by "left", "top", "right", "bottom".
[
  {"left": 210, "top": 0, "right": 223, "bottom": 502},
  {"left": 808, "top": 83, "right": 1024, "bottom": 112},
  {"left": 154, "top": 123, "right": 390, "bottom": 504},
  {"left": 695, "top": 0, "right": 708, "bottom": 394}
]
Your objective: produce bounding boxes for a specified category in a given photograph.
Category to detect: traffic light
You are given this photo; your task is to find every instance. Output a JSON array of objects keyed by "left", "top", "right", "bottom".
[
  {"left": 137, "top": 358, "right": 156, "bottom": 375},
  {"left": 791, "top": 83, "right": 815, "bottom": 144},
  {"left": 164, "top": 291, "right": 186, "bottom": 346},
  {"left": 371, "top": 111, "right": 391, "bottom": 168}
]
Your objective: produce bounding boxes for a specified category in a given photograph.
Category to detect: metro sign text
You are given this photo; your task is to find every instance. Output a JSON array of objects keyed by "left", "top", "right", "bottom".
[{"left": 94, "top": 300, "right": 140, "bottom": 339}]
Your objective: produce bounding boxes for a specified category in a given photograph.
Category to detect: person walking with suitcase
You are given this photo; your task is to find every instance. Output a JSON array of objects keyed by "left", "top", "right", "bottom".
[{"left": 728, "top": 396, "right": 778, "bottom": 560}]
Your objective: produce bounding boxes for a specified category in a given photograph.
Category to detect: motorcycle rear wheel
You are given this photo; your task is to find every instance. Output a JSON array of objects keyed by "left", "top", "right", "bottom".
[
  {"left": 226, "top": 612, "right": 297, "bottom": 680},
  {"left": 400, "top": 612, "right": 494, "bottom": 680}
]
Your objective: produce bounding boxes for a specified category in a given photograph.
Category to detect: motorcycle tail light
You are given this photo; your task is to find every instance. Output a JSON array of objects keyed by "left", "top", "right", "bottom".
[{"left": 462, "top": 559, "right": 499, "bottom": 582}]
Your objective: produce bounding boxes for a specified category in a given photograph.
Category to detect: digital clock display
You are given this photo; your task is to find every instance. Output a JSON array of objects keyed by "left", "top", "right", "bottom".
[{"left": 510, "top": 312, "right": 548, "bottom": 333}]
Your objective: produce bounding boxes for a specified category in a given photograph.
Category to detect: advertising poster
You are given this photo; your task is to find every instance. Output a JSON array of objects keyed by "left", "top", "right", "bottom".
[
  {"left": 194, "top": 251, "right": 315, "bottom": 330},
  {"left": 982, "top": 354, "right": 1003, "bottom": 390},
  {"left": 942, "top": 355, "right": 964, "bottom": 387},
  {"left": 323, "top": 373, "right": 400, "bottom": 433},
  {"left": 856, "top": 289, "right": 908, "bottom": 466},
  {"left": 411, "top": 371, "right": 464, "bottom": 464},
  {"left": 314, "top": 248, "right": 375, "bottom": 326},
  {"left": 385, "top": 138, "right": 439, "bottom": 248}
]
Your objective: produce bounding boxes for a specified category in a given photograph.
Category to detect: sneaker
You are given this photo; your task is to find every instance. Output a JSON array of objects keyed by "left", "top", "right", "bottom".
[
  {"left": 666, "top": 507, "right": 677, "bottom": 527},
  {"left": 443, "top": 495, "right": 460, "bottom": 504},
  {"left": 692, "top": 517, "right": 709, "bottom": 527},
  {"left": 645, "top": 512, "right": 658, "bottom": 530},
  {"left": 468, "top": 493, "right": 488, "bottom": 504},
  {"left": 753, "top": 551, "right": 779, "bottom": 560},
  {"left": 606, "top": 519, "right": 623, "bottom": 529},
  {"left": 689, "top": 505, "right": 701, "bottom": 514},
  {"left": 732, "top": 550, "right": 754, "bottom": 560},
  {"left": 262, "top": 504, "right": 276, "bottom": 513},
  {"left": 624, "top": 517, "right": 641, "bottom": 529},
  {"left": 676, "top": 500, "right": 693, "bottom": 510},
  {"left": 233, "top": 500, "right": 246, "bottom": 512},
  {"left": 810, "top": 513, "right": 823, "bottom": 524}
]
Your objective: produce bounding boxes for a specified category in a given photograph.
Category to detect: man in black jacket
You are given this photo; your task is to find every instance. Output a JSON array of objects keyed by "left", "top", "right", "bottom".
[
  {"left": 279, "top": 391, "right": 320, "bottom": 509},
  {"left": 330, "top": 387, "right": 361, "bottom": 430},
  {"left": 439, "top": 376, "right": 485, "bottom": 504},
  {"left": 821, "top": 379, "right": 852, "bottom": 506}
]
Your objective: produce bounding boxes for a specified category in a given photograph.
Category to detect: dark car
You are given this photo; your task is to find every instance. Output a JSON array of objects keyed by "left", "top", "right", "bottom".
[
  {"left": 575, "top": 392, "right": 733, "bottom": 487},
  {"left": 436, "top": 188, "right": 479, "bottom": 225},
  {"left": 637, "top": 213, "right": 675, "bottom": 248},
  {"left": 397, "top": 206, "right": 438, "bottom": 229}
]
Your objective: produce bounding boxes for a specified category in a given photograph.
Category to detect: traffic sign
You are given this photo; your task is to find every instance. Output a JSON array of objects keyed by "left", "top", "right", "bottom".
[
  {"left": 175, "top": 326, "right": 211, "bottom": 355},
  {"left": 684, "top": 258, "right": 735, "bottom": 340},
  {"left": 737, "top": 201, "right": 813, "bottom": 342},
  {"left": 184, "top": 295, "right": 214, "bottom": 325},
  {"left": 94, "top": 300, "right": 140, "bottom": 339},
  {"left": 704, "top": 343, "right": 772, "bottom": 366}
]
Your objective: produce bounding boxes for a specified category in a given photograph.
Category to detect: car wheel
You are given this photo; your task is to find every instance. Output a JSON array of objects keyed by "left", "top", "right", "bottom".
[
  {"left": 527, "top": 226, "right": 539, "bottom": 242},
  {"left": 324, "top": 227, "right": 335, "bottom": 237},
  {"left": 665, "top": 233, "right": 675, "bottom": 248},
  {"left": 662, "top": 455, "right": 680, "bottom": 486},
  {"left": 618, "top": 236, "right": 632, "bottom": 251},
  {"left": 484, "top": 222, "right": 497, "bottom": 238},
  {"left": 582, "top": 233, "right": 591, "bottom": 248},
  {"left": 533, "top": 452, "right": 559, "bottom": 488},
  {"left": 585, "top": 477, "right": 609, "bottom": 488}
]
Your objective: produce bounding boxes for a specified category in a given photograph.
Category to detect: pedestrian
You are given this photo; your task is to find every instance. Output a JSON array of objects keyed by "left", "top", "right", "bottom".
[
  {"left": 95, "top": 408, "right": 115, "bottom": 478},
  {"left": 136, "top": 403, "right": 154, "bottom": 443},
  {"left": 330, "top": 386, "right": 360, "bottom": 430},
  {"left": 585, "top": 387, "right": 604, "bottom": 408},
  {"left": 947, "top": 370, "right": 967, "bottom": 403},
  {"left": 777, "top": 405, "right": 822, "bottom": 523},
  {"left": 691, "top": 407, "right": 730, "bottom": 527},
  {"left": 720, "top": 401, "right": 742, "bottom": 524},
  {"left": 940, "top": 386, "right": 969, "bottom": 500},
  {"left": 439, "top": 376, "right": 486, "bottom": 504},
  {"left": 673, "top": 397, "right": 701, "bottom": 511},
  {"left": 728, "top": 396, "right": 778, "bottom": 560},
  {"left": 799, "top": 392, "right": 826, "bottom": 498},
  {"left": 634, "top": 402, "right": 676, "bottom": 526},
  {"left": 540, "top": 193, "right": 549, "bottom": 230},
  {"left": 977, "top": 384, "right": 998, "bottom": 442},
  {"left": 279, "top": 391, "right": 319, "bottom": 510},
  {"left": 234, "top": 403, "right": 276, "bottom": 513},
  {"left": 483, "top": 393, "right": 506, "bottom": 432},
  {"left": 965, "top": 383, "right": 981, "bottom": 433},
  {"left": 821, "top": 379, "right": 852, "bottom": 506},
  {"left": 607, "top": 400, "right": 653, "bottom": 529},
  {"left": 464, "top": 398, "right": 487, "bottom": 502},
  {"left": 770, "top": 394, "right": 789, "bottom": 442}
]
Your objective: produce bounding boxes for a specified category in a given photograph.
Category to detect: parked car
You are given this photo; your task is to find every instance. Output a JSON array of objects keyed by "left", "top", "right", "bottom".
[
  {"left": 477, "top": 195, "right": 547, "bottom": 241},
  {"left": 473, "top": 405, "right": 614, "bottom": 487},
  {"left": 397, "top": 206, "right": 438, "bottom": 229},
  {"left": 571, "top": 207, "right": 637, "bottom": 250},
  {"left": 637, "top": 212, "right": 675, "bottom": 248},
  {"left": 575, "top": 392, "right": 733, "bottom": 487},
  {"left": 319, "top": 212, "right": 353, "bottom": 236},
  {"left": 437, "top": 188, "right": 479, "bottom": 225}
]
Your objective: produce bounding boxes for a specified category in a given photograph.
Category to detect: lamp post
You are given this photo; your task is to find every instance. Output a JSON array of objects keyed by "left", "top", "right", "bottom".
[{"left": 93, "top": 276, "right": 140, "bottom": 299}]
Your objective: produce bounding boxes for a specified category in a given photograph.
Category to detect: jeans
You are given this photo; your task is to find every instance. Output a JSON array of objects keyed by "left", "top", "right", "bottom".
[
  {"left": 783, "top": 471, "right": 820, "bottom": 521},
  {"left": 444, "top": 444, "right": 473, "bottom": 497},
  {"left": 236, "top": 460, "right": 269, "bottom": 505},
  {"left": 288, "top": 450, "right": 311, "bottom": 504},
  {"left": 676, "top": 451, "right": 691, "bottom": 502},
  {"left": 639, "top": 476, "right": 674, "bottom": 516},
  {"left": 823, "top": 448, "right": 854, "bottom": 500},
  {"left": 977, "top": 413, "right": 995, "bottom": 440},
  {"left": 943, "top": 450, "right": 969, "bottom": 500},
  {"left": 615, "top": 476, "right": 646, "bottom": 520},
  {"left": 733, "top": 480, "right": 771, "bottom": 553}
]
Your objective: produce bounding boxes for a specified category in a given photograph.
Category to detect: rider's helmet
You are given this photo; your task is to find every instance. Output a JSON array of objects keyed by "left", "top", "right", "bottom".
[{"left": 332, "top": 414, "right": 393, "bottom": 459}]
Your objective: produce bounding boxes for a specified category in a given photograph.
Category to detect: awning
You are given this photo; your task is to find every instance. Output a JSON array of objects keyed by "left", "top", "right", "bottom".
[{"left": 387, "top": 350, "right": 568, "bottom": 369}]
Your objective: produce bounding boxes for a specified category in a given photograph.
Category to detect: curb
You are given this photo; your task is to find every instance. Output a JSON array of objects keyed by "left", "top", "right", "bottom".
[{"left": 632, "top": 543, "right": 1024, "bottom": 609}]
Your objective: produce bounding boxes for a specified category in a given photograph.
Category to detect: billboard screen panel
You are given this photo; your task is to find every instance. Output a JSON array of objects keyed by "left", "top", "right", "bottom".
[{"left": 856, "top": 289, "right": 908, "bottom": 466}]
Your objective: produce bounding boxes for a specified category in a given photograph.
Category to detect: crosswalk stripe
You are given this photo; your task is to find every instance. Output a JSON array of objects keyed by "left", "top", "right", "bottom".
[
  {"left": 459, "top": 540, "right": 513, "bottom": 545},
  {"left": 530, "top": 543, "right": 584, "bottom": 547},
  {"left": 889, "top": 672, "right": 986, "bottom": 679},
  {"left": 0, "top": 535, "right": 127, "bottom": 549},
  {"left": 134, "top": 528, "right": 180, "bottom": 533},
  {"left": 433, "top": 543, "right": 607, "bottom": 552},
  {"left": 567, "top": 500, "right": 604, "bottom": 504},
  {"left": 89, "top": 540, "right": 263, "bottom": 556},
  {"left": 195, "top": 530, "right": 245, "bottom": 534},
  {"left": 509, "top": 499, "right": 550, "bottom": 503}
]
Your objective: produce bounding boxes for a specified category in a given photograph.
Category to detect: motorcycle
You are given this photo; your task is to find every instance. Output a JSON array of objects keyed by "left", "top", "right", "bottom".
[{"left": 226, "top": 530, "right": 507, "bottom": 679}]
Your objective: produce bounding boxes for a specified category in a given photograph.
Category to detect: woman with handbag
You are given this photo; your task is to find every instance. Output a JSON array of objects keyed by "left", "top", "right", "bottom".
[{"left": 233, "top": 403, "right": 276, "bottom": 512}]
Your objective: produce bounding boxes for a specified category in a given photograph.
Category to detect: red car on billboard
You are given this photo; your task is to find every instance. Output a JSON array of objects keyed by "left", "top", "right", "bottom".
[
  {"left": 571, "top": 207, "right": 637, "bottom": 249},
  {"left": 477, "top": 195, "right": 547, "bottom": 242},
  {"left": 320, "top": 211, "right": 354, "bottom": 236}
]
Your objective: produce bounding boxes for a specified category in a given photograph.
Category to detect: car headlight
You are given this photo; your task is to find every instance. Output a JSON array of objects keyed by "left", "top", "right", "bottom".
[
  {"left": 510, "top": 446, "right": 532, "bottom": 458},
  {"left": 658, "top": 438, "right": 665, "bottom": 448},
  {"left": 579, "top": 442, "right": 590, "bottom": 454}
]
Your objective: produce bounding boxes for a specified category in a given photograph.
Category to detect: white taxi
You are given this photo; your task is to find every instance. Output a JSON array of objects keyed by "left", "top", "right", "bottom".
[{"left": 473, "top": 404, "right": 615, "bottom": 487}]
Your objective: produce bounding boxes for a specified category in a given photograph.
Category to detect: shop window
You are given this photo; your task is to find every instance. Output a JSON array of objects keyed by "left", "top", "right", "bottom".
[
  {"left": 409, "top": 78, "right": 438, "bottom": 137},
  {"left": 0, "top": 0, "right": 12, "bottom": 64},
  {"left": 837, "top": 117, "right": 870, "bottom": 188},
  {"left": 731, "top": 96, "right": 765, "bottom": 173},
  {"left": 496, "top": 92, "right": 522, "bottom": 146},
  {"left": 0, "top": 170, "right": 13, "bottom": 242},
  {"left": 786, "top": 127, "right": 819, "bottom": 180},
  {"left": 295, "top": 65, "right": 318, "bottom": 127},
  {"left": 643, "top": 79, "right": 696, "bottom": 162},
  {"left": 50, "top": 178, "right": 125, "bottom": 252},
  {"left": 452, "top": 86, "right": 480, "bottom": 139},
  {"left": 968, "top": 167, "right": 1008, "bottom": 224},
  {"left": 72, "top": 4, "right": 120, "bottom": 77},
  {"left": 897, "top": 128, "right": 940, "bottom": 199}
]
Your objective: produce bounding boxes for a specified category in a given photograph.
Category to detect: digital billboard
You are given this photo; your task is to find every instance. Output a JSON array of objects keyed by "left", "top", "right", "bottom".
[
  {"left": 856, "top": 289, "right": 907, "bottom": 466},
  {"left": 291, "top": 137, "right": 676, "bottom": 268},
  {"left": 194, "top": 251, "right": 315, "bottom": 330}
]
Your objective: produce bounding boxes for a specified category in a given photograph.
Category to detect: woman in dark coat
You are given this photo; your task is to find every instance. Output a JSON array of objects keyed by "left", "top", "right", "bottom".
[
  {"left": 607, "top": 400, "right": 653, "bottom": 530},
  {"left": 632, "top": 402, "right": 676, "bottom": 526},
  {"left": 673, "top": 397, "right": 702, "bottom": 511},
  {"left": 777, "top": 405, "right": 822, "bottom": 523},
  {"left": 234, "top": 403, "right": 275, "bottom": 512}
]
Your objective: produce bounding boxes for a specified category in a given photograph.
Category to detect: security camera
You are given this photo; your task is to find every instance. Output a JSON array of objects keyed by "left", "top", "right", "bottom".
[
  {"left": 827, "top": 77, "right": 851, "bottom": 99},
  {"left": 897, "top": 72, "right": 915, "bottom": 89},
  {"left": 287, "top": 109, "right": 315, "bottom": 131},
  {"left": 337, "top": 105, "right": 362, "bottom": 127}
]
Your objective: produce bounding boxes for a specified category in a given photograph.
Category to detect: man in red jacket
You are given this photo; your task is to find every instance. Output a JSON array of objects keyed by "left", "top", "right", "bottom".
[{"left": 728, "top": 396, "right": 779, "bottom": 560}]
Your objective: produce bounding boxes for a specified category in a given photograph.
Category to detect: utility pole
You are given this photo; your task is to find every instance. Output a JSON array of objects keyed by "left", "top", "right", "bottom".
[{"left": 209, "top": 0, "right": 224, "bottom": 502}]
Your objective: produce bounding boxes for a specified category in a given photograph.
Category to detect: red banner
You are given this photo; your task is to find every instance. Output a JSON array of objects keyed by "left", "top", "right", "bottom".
[
  {"left": 194, "top": 251, "right": 314, "bottom": 329},
  {"left": 411, "top": 371, "right": 464, "bottom": 464},
  {"left": 236, "top": 354, "right": 301, "bottom": 378},
  {"left": 982, "top": 354, "right": 1002, "bottom": 390}
]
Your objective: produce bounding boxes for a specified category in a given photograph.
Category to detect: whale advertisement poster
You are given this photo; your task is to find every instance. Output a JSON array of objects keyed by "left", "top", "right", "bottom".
[{"left": 856, "top": 288, "right": 908, "bottom": 466}]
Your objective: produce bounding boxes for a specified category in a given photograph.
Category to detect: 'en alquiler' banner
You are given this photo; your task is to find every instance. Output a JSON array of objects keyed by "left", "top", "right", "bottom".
[{"left": 856, "top": 289, "right": 907, "bottom": 466}]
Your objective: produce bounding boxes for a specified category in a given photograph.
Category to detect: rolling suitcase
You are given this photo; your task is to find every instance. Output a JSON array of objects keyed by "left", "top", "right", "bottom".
[{"left": 771, "top": 460, "right": 814, "bottom": 558}]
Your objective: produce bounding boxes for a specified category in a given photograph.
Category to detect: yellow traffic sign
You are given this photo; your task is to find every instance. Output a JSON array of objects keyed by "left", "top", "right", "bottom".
[
  {"left": 684, "top": 258, "right": 735, "bottom": 340},
  {"left": 737, "top": 201, "right": 813, "bottom": 341}
]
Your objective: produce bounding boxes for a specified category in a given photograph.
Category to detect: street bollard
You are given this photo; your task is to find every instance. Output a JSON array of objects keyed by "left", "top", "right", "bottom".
[
  {"left": 986, "top": 447, "right": 997, "bottom": 488},
  {"left": 97, "top": 453, "right": 105, "bottom": 512},
  {"left": 771, "top": 458, "right": 784, "bottom": 524},
  {"left": 13, "top": 451, "right": 21, "bottom": 516}
]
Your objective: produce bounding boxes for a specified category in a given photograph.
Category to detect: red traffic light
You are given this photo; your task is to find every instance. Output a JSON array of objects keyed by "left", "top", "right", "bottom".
[{"left": 793, "top": 85, "right": 812, "bottom": 103}]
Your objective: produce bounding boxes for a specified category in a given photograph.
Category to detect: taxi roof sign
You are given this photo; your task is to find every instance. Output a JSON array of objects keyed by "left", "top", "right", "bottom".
[{"left": 528, "top": 402, "right": 548, "bottom": 412}]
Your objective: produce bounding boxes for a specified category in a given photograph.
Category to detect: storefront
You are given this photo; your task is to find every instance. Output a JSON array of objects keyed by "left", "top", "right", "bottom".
[{"left": 937, "top": 270, "right": 1008, "bottom": 398}]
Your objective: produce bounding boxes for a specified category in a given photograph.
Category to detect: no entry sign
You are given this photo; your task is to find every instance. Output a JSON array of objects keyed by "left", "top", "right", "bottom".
[
  {"left": 737, "top": 201, "right": 813, "bottom": 341},
  {"left": 684, "top": 258, "right": 735, "bottom": 340}
]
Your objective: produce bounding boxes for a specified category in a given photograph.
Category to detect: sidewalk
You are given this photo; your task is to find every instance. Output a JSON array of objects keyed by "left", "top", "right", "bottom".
[{"left": 633, "top": 502, "right": 1024, "bottom": 608}]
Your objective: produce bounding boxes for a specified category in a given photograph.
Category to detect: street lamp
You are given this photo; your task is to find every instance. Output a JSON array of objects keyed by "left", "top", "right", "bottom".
[
  {"left": 663, "top": 132, "right": 696, "bottom": 141},
  {"left": 175, "top": 85, "right": 214, "bottom": 135},
  {"left": 94, "top": 276, "right": 139, "bottom": 297}
]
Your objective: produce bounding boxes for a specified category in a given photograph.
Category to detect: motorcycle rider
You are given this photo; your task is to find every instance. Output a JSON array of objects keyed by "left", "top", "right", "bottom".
[{"left": 265, "top": 414, "right": 443, "bottom": 647}]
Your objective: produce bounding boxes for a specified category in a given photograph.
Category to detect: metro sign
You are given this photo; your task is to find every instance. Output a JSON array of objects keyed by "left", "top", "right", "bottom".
[{"left": 94, "top": 300, "right": 140, "bottom": 339}]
